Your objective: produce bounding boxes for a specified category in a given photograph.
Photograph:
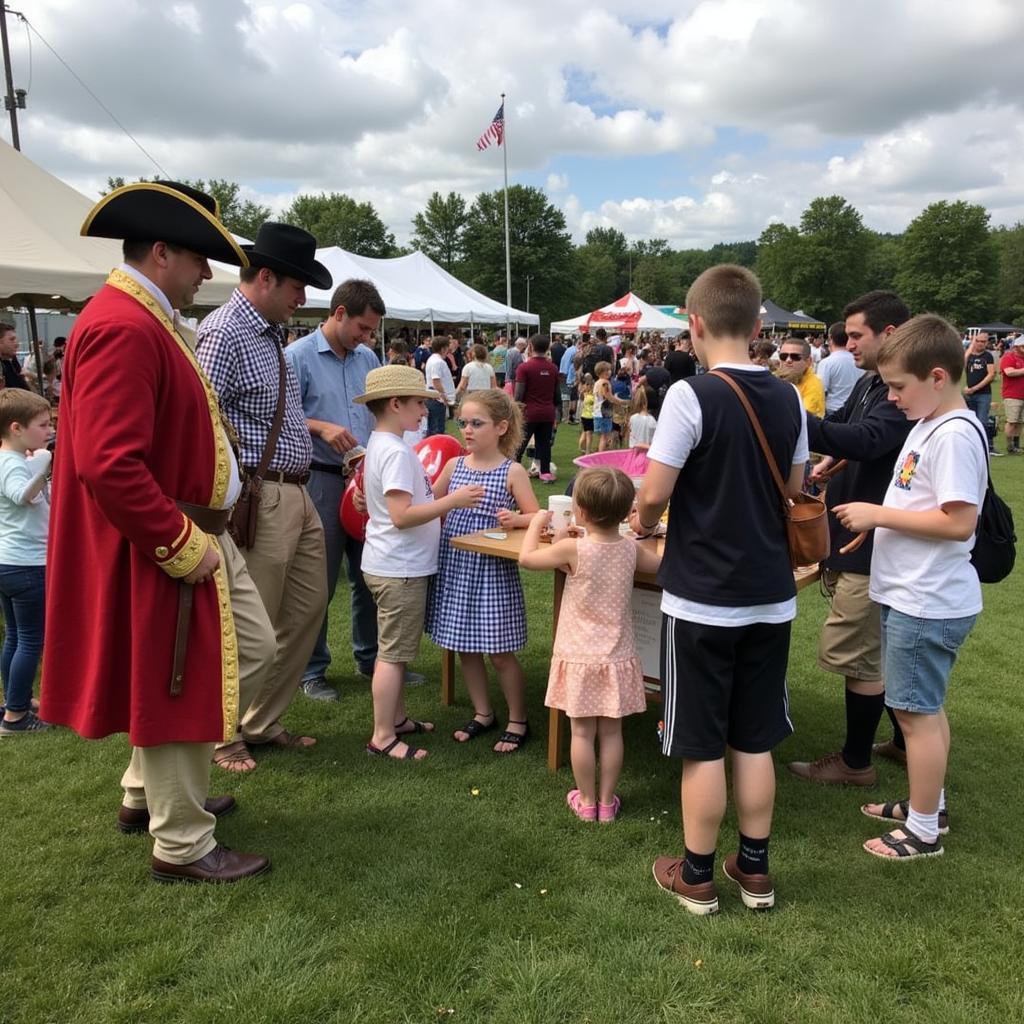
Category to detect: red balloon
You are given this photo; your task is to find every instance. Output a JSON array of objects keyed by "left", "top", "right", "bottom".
[
  {"left": 339, "top": 467, "right": 368, "bottom": 541},
  {"left": 413, "top": 434, "right": 465, "bottom": 483}
]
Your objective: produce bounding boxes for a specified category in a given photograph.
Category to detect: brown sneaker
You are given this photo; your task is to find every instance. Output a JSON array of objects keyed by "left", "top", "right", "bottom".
[
  {"left": 872, "top": 740, "right": 907, "bottom": 767},
  {"left": 722, "top": 853, "right": 775, "bottom": 910},
  {"left": 652, "top": 856, "right": 719, "bottom": 916},
  {"left": 787, "top": 750, "right": 876, "bottom": 786}
]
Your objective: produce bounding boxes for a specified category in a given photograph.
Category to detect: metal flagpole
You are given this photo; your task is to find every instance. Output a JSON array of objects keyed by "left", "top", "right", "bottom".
[{"left": 501, "top": 92, "right": 512, "bottom": 343}]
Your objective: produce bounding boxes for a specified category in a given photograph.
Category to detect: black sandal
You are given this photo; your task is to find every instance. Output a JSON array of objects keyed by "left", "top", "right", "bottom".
[
  {"left": 494, "top": 720, "right": 529, "bottom": 754},
  {"left": 394, "top": 716, "right": 434, "bottom": 735},
  {"left": 863, "top": 828, "right": 944, "bottom": 860},
  {"left": 366, "top": 737, "right": 423, "bottom": 760},
  {"left": 861, "top": 798, "right": 950, "bottom": 835},
  {"left": 453, "top": 713, "right": 496, "bottom": 742}
]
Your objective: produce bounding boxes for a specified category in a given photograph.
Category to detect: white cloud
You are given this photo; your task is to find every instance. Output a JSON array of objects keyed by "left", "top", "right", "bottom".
[{"left": 3, "top": 0, "right": 1023, "bottom": 249}]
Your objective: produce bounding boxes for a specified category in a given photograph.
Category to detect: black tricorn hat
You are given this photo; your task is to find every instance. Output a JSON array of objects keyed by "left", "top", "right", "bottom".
[
  {"left": 81, "top": 181, "right": 248, "bottom": 267},
  {"left": 242, "top": 222, "right": 332, "bottom": 291}
]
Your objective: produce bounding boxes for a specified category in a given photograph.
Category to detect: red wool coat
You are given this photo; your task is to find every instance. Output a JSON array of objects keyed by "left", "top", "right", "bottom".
[{"left": 40, "top": 271, "right": 240, "bottom": 745}]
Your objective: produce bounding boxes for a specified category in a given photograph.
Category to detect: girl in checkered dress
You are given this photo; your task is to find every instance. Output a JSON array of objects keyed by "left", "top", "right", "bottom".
[{"left": 426, "top": 390, "right": 539, "bottom": 753}]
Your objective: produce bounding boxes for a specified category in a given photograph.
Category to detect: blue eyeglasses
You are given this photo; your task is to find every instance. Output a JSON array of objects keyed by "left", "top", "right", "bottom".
[{"left": 456, "top": 418, "right": 489, "bottom": 429}]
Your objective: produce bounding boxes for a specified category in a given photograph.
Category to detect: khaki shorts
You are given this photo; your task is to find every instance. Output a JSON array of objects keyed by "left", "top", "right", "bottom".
[
  {"left": 363, "top": 574, "right": 430, "bottom": 664},
  {"left": 1004, "top": 398, "right": 1024, "bottom": 425},
  {"left": 817, "top": 570, "right": 882, "bottom": 682}
]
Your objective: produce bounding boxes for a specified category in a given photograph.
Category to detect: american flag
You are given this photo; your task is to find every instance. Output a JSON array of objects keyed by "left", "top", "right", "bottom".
[{"left": 476, "top": 103, "right": 504, "bottom": 151}]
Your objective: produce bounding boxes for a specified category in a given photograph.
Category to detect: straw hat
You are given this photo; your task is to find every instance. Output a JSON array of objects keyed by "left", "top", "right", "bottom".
[{"left": 354, "top": 365, "right": 436, "bottom": 404}]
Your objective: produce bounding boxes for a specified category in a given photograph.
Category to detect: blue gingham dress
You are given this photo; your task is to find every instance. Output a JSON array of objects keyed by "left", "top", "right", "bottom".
[{"left": 426, "top": 457, "right": 527, "bottom": 652}]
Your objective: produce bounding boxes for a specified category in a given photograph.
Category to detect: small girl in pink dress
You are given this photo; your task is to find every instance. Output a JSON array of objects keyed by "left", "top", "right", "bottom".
[{"left": 520, "top": 467, "right": 662, "bottom": 822}]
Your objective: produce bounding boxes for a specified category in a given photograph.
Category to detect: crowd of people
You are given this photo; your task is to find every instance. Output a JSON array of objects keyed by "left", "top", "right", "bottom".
[{"left": 0, "top": 181, "right": 1006, "bottom": 913}]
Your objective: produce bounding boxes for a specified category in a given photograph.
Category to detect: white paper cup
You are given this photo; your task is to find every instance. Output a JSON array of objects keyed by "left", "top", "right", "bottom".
[{"left": 548, "top": 494, "right": 573, "bottom": 532}]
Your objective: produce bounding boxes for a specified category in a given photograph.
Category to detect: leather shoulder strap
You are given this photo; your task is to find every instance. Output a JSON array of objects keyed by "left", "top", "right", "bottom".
[
  {"left": 708, "top": 369, "right": 789, "bottom": 504},
  {"left": 253, "top": 341, "right": 288, "bottom": 480}
]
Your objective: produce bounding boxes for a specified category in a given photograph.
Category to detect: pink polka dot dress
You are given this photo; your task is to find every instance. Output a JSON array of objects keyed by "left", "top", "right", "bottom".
[{"left": 545, "top": 534, "right": 646, "bottom": 719}]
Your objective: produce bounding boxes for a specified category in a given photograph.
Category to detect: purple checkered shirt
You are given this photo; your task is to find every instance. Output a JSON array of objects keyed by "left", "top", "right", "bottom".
[{"left": 196, "top": 289, "right": 313, "bottom": 473}]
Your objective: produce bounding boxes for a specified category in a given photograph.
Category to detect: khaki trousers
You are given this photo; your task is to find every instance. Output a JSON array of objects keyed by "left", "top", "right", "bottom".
[
  {"left": 121, "top": 532, "right": 276, "bottom": 864},
  {"left": 221, "top": 480, "right": 327, "bottom": 747}
]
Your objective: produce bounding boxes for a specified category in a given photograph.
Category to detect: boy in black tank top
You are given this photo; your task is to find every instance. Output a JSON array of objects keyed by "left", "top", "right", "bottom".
[{"left": 632, "top": 265, "right": 807, "bottom": 916}]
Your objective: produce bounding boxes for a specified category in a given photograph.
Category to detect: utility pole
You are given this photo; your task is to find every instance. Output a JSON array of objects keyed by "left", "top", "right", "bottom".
[
  {"left": 525, "top": 275, "right": 534, "bottom": 316},
  {"left": 0, "top": 4, "right": 24, "bottom": 150}
]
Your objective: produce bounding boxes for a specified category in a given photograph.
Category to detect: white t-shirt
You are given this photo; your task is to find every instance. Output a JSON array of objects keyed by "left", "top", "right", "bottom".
[
  {"left": 0, "top": 450, "right": 50, "bottom": 565},
  {"left": 425, "top": 353, "right": 456, "bottom": 403},
  {"left": 648, "top": 364, "right": 809, "bottom": 626},
  {"left": 870, "top": 412, "right": 987, "bottom": 618},
  {"left": 361, "top": 431, "right": 440, "bottom": 578},
  {"left": 460, "top": 361, "right": 495, "bottom": 391},
  {"left": 629, "top": 412, "right": 657, "bottom": 446}
]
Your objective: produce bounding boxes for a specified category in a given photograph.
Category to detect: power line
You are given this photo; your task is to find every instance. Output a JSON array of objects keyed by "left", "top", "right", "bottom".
[{"left": 11, "top": 7, "right": 169, "bottom": 177}]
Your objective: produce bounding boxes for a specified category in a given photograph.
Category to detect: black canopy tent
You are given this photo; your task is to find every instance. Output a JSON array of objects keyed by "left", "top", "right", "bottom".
[
  {"left": 759, "top": 299, "right": 826, "bottom": 332},
  {"left": 967, "top": 322, "right": 1022, "bottom": 336}
]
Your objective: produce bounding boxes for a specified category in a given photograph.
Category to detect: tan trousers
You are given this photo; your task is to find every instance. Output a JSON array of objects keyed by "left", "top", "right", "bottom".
[
  {"left": 121, "top": 532, "right": 276, "bottom": 863},
  {"left": 221, "top": 480, "right": 327, "bottom": 747}
]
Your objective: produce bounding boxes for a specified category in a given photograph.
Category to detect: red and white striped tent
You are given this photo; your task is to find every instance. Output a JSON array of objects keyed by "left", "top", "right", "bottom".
[{"left": 550, "top": 292, "right": 687, "bottom": 335}]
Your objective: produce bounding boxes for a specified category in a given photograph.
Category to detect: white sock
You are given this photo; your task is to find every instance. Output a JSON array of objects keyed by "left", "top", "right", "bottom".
[
  {"left": 939, "top": 788, "right": 947, "bottom": 813},
  {"left": 905, "top": 805, "right": 939, "bottom": 844}
]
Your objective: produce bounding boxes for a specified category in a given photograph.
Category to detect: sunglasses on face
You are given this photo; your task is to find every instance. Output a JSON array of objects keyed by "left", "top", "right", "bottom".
[
  {"left": 457, "top": 418, "right": 490, "bottom": 429},
  {"left": 778, "top": 352, "right": 804, "bottom": 361}
]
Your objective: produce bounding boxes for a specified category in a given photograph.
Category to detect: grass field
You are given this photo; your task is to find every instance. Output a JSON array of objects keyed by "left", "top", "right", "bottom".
[{"left": 4, "top": 402, "right": 1024, "bottom": 1024}]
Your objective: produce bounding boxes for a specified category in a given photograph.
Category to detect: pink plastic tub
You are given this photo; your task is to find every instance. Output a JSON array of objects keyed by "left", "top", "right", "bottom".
[{"left": 572, "top": 448, "right": 651, "bottom": 480}]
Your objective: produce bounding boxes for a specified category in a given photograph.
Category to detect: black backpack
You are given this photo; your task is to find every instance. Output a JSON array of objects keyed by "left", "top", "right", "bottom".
[{"left": 923, "top": 416, "right": 1016, "bottom": 583}]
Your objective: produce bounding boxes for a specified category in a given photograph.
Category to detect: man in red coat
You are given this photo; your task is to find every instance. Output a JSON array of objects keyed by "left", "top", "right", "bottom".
[{"left": 40, "top": 181, "right": 276, "bottom": 883}]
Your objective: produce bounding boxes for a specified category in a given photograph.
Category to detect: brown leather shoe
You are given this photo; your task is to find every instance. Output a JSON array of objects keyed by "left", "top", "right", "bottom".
[
  {"left": 722, "top": 853, "right": 775, "bottom": 910},
  {"left": 872, "top": 740, "right": 908, "bottom": 767},
  {"left": 151, "top": 844, "right": 270, "bottom": 884},
  {"left": 787, "top": 750, "right": 876, "bottom": 787},
  {"left": 652, "top": 856, "right": 719, "bottom": 916},
  {"left": 117, "top": 795, "right": 237, "bottom": 835}
]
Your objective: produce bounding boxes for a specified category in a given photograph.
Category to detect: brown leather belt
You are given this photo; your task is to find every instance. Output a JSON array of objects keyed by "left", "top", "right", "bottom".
[
  {"left": 244, "top": 467, "right": 310, "bottom": 485},
  {"left": 176, "top": 500, "right": 232, "bottom": 535}
]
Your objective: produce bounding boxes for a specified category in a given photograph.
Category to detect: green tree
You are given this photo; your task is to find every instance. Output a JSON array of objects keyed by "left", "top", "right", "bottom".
[
  {"left": 283, "top": 192, "right": 397, "bottom": 256},
  {"left": 568, "top": 244, "right": 618, "bottom": 314},
  {"left": 895, "top": 201, "right": 997, "bottom": 324},
  {"left": 992, "top": 222, "right": 1024, "bottom": 324},
  {"left": 793, "top": 195, "right": 869, "bottom": 321},
  {"left": 411, "top": 192, "right": 467, "bottom": 272},
  {"left": 754, "top": 222, "right": 804, "bottom": 311},
  {"left": 863, "top": 231, "right": 903, "bottom": 294},
  {"left": 707, "top": 240, "right": 758, "bottom": 268},
  {"left": 630, "top": 240, "right": 677, "bottom": 303},
  {"left": 461, "top": 185, "right": 574, "bottom": 327},
  {"left": 585, "top": 227, "right": 631, "bottom": 295}
]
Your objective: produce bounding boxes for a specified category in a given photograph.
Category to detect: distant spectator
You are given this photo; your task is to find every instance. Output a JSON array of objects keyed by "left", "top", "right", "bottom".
[
  {"left": 816, "top": 323, "right": 864, "bottom": 413},
  {"left": 0, "top": 324, "right": 29, "bottom": 391},
  {"left": 457, "top": 343, "right": 498, "bottom": 397}
]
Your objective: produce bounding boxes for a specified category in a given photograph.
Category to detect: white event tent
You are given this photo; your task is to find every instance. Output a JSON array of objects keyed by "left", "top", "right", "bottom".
[
  {"left": 0, "top": 140, "right": 240, "bottom": 308},
  {"left": 550, "top": 292, "right": 686, "bottom": 335},
  {"left": 302, "top": 248, "right": 538, "bottom": 327}
]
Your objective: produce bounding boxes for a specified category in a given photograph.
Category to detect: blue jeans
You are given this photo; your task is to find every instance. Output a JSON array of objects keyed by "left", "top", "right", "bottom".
[
  {"left": 426, "top": 399, "right": 448, "bottom": 437},
  {"left": 0, "top": 564, "right": 46, "bottom": 713},
  {"left": 964, "top": 393, "right": 993, "bottom": 448},
  {"left": 303, "top": 470, "right": 378, "bottom": 681}
]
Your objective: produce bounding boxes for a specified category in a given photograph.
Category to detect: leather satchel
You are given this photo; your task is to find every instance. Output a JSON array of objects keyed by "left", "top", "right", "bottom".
[
  {"left": 710, "top": 370, "right": 829, "bottom": 568},
  {"left": 228, "top": 342, "right": 288, "bottom": 549}
]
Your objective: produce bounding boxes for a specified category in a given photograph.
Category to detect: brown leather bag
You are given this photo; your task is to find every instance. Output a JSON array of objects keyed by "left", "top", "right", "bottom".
[
  {"left": 710, "top": 370, "right": 829, "bottom": 568},
  {"left": 228, "top": 343, "right": 287, "bottom": 549}
]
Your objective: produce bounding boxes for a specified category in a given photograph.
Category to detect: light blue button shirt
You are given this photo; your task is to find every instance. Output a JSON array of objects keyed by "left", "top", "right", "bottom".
[
  {"left": 559, "top": 344, "right": 578, "bottom": 385},
  {"left": 285, "top": 327, "right": 380, "bottom": 465}
]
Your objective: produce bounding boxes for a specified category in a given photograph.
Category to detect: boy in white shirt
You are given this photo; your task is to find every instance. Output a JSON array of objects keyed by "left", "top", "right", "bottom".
[
  {"left": 356, "top": 366, "right": 483, "bottom": 760},
  {"left": 835, "top": 314, "right": 987, "bottom": 860}
]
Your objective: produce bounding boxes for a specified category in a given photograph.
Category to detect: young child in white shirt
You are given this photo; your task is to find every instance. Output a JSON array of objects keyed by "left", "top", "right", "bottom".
[
  {"left": 835, "top": 314, "right": 987, "bottom": 860},
  {"left": 357, "top": 366, "right": 483, "bottom": 760},
  {"left": 628, "top": 387, "right": 658, "bottom": 449}
]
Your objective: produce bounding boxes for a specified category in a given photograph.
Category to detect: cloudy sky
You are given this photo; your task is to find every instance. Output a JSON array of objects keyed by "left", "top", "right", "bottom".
[{"left": 4, "top": 0, "right": 1024, "bottom": 248}]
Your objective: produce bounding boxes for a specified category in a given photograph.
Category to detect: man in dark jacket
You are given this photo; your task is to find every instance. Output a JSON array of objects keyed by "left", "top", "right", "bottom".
[{"left": 788, "top": 291, "right": 913, "bottom": 787}]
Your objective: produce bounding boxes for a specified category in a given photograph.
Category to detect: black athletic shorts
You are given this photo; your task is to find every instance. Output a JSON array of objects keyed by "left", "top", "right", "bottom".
[
  {"left": 569, "top": 385, "right": 579, "bottom": 402},
  {"left": 580, "top": 417, "right": 594, "bottom": 431},
  {"left": 659, "top": 614, "right": 793, "bottom": 760}
]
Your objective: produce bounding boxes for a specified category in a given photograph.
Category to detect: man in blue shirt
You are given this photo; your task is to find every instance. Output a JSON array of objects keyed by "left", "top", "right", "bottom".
[
  {"left": 558, "top": 337, "right": 578, "bottom": 423},
  {"left": 287, "top": 279, "right": 424, "bottom": 699}
]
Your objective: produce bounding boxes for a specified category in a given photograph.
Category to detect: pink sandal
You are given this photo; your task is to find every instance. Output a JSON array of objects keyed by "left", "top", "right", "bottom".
[
  {"left": 598, "top": 795, "right": 621, "bottom": 823},
  {"left": 566, "top": 789, "right": 597, "bottom": 822}
]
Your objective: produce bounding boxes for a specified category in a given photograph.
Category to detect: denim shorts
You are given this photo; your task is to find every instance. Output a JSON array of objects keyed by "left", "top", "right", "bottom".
[
  {"left": 881, "top": 606, "right": 976, "bottom": 714},
  {"left": 593, "top": 415, "right": 613, "bottom": 434}
]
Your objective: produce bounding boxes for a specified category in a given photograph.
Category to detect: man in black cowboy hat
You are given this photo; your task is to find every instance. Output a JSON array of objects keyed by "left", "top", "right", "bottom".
[
  {"left": 41, "top": 180, "right": 277, "bottom": 883},
  {"left": 197, "top": 223, "right": 332, "bottom": 774}
]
